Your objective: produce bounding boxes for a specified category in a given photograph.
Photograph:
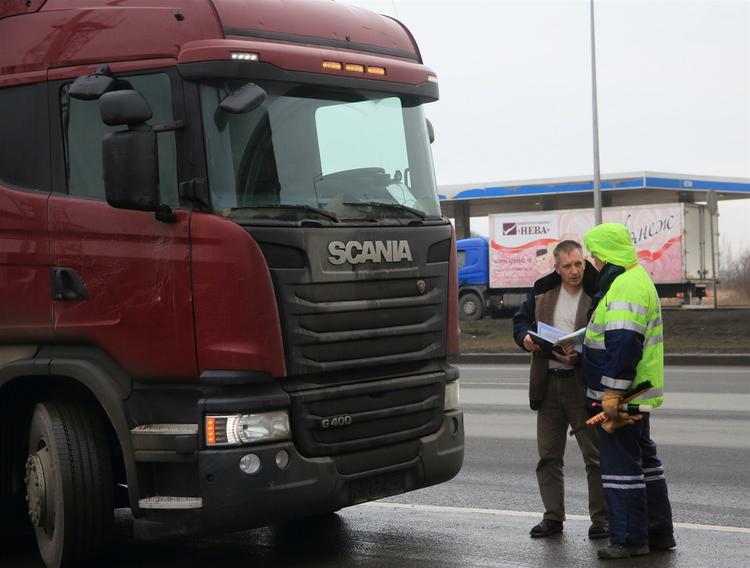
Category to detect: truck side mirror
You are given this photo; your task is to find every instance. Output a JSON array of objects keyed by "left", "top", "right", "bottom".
[
  {"left": 70, "top": 73, "right": 116, "bottom": 101},
  {"left": 100, "top": 90, "right": 161, "bottom": 213},
  {"left": 69, "top": 64, "right": 132, "bottom": 101},
  {"left": 426, "top": 118, "right": 435, "bottom": 144},
  {"left": 219, "top": 82, "right": 267, "bottom": 114}
]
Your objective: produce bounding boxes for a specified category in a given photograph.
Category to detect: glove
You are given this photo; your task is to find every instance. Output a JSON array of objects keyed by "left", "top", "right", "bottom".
[
  {"left": 601, "top": 411, "right": 643, "bottom": 433},
  {"left": 601, "top": 390, "right": 643, "bottom": 432},
  {"left": 602, "top": 390, "right": 622, "bottom": 420}
]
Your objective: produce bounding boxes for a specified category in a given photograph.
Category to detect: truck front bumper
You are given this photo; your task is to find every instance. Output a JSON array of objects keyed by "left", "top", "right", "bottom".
[{"left": 133, "top": 410, "right": 464, "bottom": 540}]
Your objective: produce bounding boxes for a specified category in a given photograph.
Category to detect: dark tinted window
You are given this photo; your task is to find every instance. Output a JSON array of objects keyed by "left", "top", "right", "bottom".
[
  {"left": 61, "top": 73, "right": 178, "bottom": 206},
  {"left": 0, "top": 82, "right": 50, "bottom": 191}
]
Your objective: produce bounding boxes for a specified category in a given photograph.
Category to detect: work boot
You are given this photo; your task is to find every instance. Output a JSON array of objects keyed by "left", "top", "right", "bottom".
[
  {"left": 650, "top": 534, "right": 676, "bottom": 550},
  {"left": 529, "top": 519, "right": 563, "bottom": 538},
  {"left": 588, "top": 521, "right": 609, "bottom": 539},
  {"left": 597, "top": 543, "right": 650, "bottom": 559}
]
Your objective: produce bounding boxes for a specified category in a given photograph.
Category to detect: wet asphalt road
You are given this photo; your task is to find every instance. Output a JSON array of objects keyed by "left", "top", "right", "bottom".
[{"left": 4, "top": 364, "right": 749, "bottom": 567}]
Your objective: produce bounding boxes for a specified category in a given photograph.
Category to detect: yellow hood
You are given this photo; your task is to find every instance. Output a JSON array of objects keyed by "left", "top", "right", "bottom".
[{"left": 584, "top": 223, "right": 637, "bottom": 268}]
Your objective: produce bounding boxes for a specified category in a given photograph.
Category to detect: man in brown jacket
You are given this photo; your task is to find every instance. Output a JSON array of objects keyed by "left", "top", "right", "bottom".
[{"left": 512, "top": 240, "right": 608, "bottom": 539}]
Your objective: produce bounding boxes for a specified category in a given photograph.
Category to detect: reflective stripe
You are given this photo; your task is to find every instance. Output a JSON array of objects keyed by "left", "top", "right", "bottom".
[
  {"left": 605, "top": 320, "right": 646, "bottom": 334},
  {"left": 634, "top": 387, "right": 663, "bottom": 399},
  {"left": 645, "top": 474, "right": 665, "bottom": 482},
  {"left": 643, "top": 467, "right": 663, "bottom": 473},
  {"left": 601, "top": 376, "right": 633, "bottom": 390},
  {"left": 644, "top": 334, "right": 664, "bottom": 347},
  {"left": 647, "top": 316, "right": 663, "bottom": 329},
  {"left": 602, "top": 474, "right": 644, "bottom": 481},
  {"left": 587, "top": 388, "right": 604, "bottom": 400},
  {"left": 603, "top": 483, "right": 646, "bottom": 490},
  {"left": 588, "top": 322, "right": 606, "bottom": 334},
  {"left": 608, "top": 301, "right": 648, "bottom": 316},
  {"left": 584, "top": 338, "right": 605, "bottom": 349}
]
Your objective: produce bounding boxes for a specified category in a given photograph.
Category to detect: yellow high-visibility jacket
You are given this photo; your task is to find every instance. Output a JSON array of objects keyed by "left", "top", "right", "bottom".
[{"left": 582, "top": 223, "right": 664, "bottom": 408}]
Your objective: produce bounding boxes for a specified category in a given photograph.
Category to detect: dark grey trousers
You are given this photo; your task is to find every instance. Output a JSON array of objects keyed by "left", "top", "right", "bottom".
[{"left": 536, "top": 374, "right": 607, "bottom": 523}]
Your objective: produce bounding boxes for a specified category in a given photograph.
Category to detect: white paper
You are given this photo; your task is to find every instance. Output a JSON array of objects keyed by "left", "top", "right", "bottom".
[{"left": 536, "top": 322, "right": 585, "bottom": 353}]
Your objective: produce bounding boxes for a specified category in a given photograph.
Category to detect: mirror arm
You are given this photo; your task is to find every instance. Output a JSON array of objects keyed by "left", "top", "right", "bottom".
[
  {"left": 178, "top": 178, "right": 209, "bottom": 211},
  {"left": 152, "top": 120, "right": 186, "bottom": 133}
]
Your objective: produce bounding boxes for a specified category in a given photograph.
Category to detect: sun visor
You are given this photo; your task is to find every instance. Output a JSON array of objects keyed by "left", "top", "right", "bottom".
[{"left": 212, "top": 0, "right": 421, "bottom": 62}]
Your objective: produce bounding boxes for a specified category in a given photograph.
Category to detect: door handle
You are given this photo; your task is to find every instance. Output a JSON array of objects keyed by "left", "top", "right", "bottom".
[{"left": 52, "top": 267, "right": 89, "bottom": 301}]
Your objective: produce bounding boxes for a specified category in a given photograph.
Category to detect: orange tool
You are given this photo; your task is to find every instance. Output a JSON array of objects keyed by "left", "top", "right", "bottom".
[{"left": 569, "top": 381, "right": 654, "bottom": 436}]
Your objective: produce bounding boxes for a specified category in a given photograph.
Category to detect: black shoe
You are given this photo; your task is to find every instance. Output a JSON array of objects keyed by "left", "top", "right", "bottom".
[
  {"left": 650, "top": 534, "right": 676, "bottom": 550},
  {"left": 588, "top": 522, "right": 609, "bottom": 539},
  {"left": 529, "top": 519, "right": 563, "bottom": 538},
  {"left": 597, "top": 543, "right": 650, "bottom": 559}
]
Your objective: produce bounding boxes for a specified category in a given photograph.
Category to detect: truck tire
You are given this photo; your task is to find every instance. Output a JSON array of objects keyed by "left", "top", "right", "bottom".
[
  {"left": 459, "top": 292, "right": 484, "bottom": 320},
  {"left": 26, "top": 401, "right": 113, "bottom": 568},
  {"left": 1, "top": 403, "right": 33, "bottom": 543}
]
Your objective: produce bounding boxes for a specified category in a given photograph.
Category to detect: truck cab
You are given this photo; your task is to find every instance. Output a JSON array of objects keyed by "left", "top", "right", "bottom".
[
  {"left": 457, "top": 237, "right": 490, "bottom": 319},
  {"left": 0, "top": 2, "right": 463, "bottom": 566}
]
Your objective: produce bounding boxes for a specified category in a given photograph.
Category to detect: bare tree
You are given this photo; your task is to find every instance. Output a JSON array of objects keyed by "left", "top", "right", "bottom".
[{"left": 720, "top": 239, "right": 750, "bottom": 301}]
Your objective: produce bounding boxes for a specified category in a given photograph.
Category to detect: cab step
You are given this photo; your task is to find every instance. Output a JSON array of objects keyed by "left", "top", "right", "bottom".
[
  {"left": 138, "top": 496, "right": 203, "bottom": 510},
  {"left": 130, "top": 424, "right": 199, "bottom": 462},
  {"left": 130, "top": 424, "right": 198, "bottom": 435}
]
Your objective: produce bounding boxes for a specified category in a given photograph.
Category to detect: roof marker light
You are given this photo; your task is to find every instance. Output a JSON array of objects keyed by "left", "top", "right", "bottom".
[
  {"left": 230, "top": 52, "right": 259, "bottom": 61},
  {"left": 322, "top": 61, "right": 343, "bottom": 71},
  {"left": 427, "top": 74, "right": 438, "bottom": 84},
  {"left": 345, "top": 63, "right": 365, "bottom": 73},
  {"left": 367, "top": 66, "right": 386, "bottom": 76}
]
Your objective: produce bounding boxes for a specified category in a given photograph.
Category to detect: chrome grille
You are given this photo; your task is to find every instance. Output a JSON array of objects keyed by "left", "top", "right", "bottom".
[
  {"left": 286, "top": 275, "right": 446, "bottom": 374},
  {"left": 244, "top": 224, "right": 452, "bottom": 378}
]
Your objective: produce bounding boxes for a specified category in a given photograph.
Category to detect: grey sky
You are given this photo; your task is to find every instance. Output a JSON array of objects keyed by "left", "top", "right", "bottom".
[{"left": 341, "top": 0, "right": 750, "bottom": 253}]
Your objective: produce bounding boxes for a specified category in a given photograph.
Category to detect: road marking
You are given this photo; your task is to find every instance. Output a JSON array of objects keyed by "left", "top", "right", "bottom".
[
  {"left": 461, "top": 381, "right": 528, "bottom": 386},
  {"left": 666, "top": 367, "right": 750, "bottom": 374},
  {"left": 457, "top": 364, "right": 750, "bottom": 374},
  {"left": 363, "top": 502, "right": 750, "bottom": 534}
]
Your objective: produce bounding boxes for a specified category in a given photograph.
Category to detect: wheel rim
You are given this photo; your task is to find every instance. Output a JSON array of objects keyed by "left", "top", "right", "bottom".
[
  {"left": 463, "top": 299, "right": 476, "bottom": 316},
  {"left": 25, "top": 444, "right": 55, "bottom": 534}
]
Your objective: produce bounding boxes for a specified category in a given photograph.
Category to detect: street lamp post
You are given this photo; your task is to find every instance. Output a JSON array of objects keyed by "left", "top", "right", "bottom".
[{"left": 590, "top": 0, "right": 602, "bottom": 225}]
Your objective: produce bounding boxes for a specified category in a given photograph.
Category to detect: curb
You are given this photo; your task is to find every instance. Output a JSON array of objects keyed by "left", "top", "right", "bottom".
[{"left": 449, "top": 353, "right": 750, "bottom": 366}]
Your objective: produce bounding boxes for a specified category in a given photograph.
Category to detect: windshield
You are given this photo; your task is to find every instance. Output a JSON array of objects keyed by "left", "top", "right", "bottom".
[{"left": 199, "top": 80, "right": 442, "bottom": 222}]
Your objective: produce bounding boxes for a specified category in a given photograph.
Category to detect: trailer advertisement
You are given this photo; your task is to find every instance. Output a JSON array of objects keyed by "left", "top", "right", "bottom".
[{"left": 488, "top": 204, "right": 684, "bottom": 288}]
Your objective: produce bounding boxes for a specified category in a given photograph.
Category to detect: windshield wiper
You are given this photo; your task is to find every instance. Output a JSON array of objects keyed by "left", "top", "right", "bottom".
[
  {"left": 229, "top": 204, "right": 339, "bottom": 223},
  {"left": 343, "top": 201, "right": 427, "bottom": 220}
]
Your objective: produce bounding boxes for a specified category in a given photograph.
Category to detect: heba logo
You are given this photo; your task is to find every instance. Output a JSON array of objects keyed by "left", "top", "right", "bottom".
[
  {"left": 503, "top": 223, "right": 517, "bottom": 236},
  {"left": 328, "top": 240, "right": 413, "bottom": 265}
]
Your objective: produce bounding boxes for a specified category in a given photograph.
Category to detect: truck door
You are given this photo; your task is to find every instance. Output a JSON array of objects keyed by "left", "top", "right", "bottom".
[
  {"left": 48, "top": 69, "right": 196, "bottom": 380},
  {"left": 0, "top": 80, "right": 53, "bottom": 343}
]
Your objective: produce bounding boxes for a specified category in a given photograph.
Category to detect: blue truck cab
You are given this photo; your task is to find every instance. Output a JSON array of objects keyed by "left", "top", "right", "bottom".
[
  {"left": 457, "top": 237, "right": 490, "bottom": 319},
  {"left": 456, "top": 236, "right": 529, "bottom": 319},
  {"left": 457, "top": 237, "right": 488, "bottom": 285}
]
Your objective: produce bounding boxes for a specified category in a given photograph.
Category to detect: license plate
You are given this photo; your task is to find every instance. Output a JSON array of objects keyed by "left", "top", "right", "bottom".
[{"left": 351, "top": 471, "right": 406, "bottom": 504}]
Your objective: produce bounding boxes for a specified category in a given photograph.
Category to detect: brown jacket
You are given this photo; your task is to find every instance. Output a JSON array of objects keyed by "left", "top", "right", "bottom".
[{"left": 528, "top": 285, "right": 592, "bottom": 404}]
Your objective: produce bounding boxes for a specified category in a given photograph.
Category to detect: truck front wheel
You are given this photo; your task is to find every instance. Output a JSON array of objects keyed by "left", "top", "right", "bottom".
[
  {"left": 459, "top": 292, "right": 484, "bottom": 320},
  {"left": 26, "top": 400, "right": 113, "bottom": 568}
]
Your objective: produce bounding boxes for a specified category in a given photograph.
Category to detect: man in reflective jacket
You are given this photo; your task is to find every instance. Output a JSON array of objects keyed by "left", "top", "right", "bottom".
[{"left": 582, "top": 223, "right": 675, "bottom": 560}]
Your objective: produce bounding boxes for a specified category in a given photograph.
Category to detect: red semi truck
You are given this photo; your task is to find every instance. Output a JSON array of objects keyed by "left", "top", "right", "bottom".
[{"left": 0, "top": 1, "right": 464, "bottom": 566}]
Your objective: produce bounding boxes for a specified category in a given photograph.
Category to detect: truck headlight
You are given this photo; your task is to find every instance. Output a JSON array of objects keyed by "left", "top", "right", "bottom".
[
  {"left": 205, "top": 411, "right": 290, "bottom": 447},
  {"left": 444, "top": 381, "right": 460, "bottom": 411}
]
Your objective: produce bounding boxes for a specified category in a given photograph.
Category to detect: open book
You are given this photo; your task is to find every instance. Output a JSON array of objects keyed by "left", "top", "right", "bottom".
[{"left": 528, "top": 322, "right": 586, "bottom": 357}]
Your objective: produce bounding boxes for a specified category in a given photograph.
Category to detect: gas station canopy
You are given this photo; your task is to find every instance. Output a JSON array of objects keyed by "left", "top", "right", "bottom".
[{"left": 439, "top": 171, "right": 750, "bottom": 238}]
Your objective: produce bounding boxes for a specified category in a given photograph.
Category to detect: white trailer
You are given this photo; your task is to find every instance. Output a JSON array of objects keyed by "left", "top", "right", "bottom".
[{"left": 486, "top": 202, "right": 718, "bottom": 308}]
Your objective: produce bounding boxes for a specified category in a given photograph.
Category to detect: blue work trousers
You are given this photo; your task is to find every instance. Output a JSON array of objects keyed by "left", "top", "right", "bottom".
[{"left": 597, "top": 414, "right": 674, "bottom": 545}]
